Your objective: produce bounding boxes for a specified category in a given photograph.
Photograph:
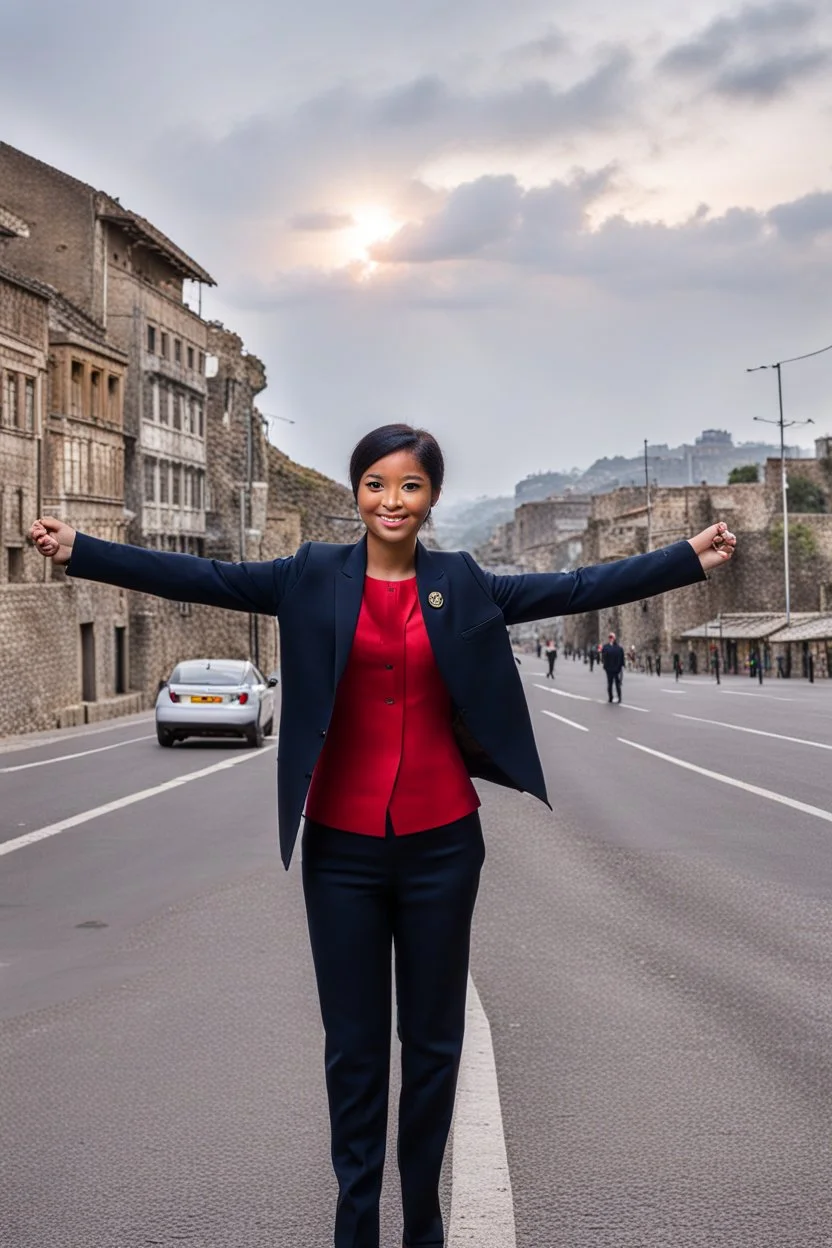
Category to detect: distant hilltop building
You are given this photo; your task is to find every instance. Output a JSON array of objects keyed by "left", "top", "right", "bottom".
[{"left": 515, "top": 429, "right": 807, "bottom": 504}]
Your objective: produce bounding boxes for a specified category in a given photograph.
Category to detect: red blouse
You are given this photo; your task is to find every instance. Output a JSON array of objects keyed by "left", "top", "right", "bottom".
[{"left": 305, "top": 575, "right": 480, "bottom": 836}]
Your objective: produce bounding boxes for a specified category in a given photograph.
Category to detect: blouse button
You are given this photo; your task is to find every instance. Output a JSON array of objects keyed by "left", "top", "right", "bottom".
[
  {"left": 384, "top": 664, "right": 394, "bottom": 670},
  {"left": 385, "top": 698, "right": 395, "bottom": 705}
]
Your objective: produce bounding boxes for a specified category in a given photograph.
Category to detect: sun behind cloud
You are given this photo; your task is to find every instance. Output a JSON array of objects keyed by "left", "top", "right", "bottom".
[{"left": 345, "top": 205, "right": 402, "bottom": 267}]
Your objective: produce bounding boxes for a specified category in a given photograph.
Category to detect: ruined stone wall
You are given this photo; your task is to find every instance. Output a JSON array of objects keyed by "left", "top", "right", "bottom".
[
  {"left": 562, "top": 480, "right": 832, "bottom": 659},
  {"left": 267, "top": 445, "right": 357, "bottom": 546},
  {"left": 0, "top": 578, "right": 141, "bottom": 736}
]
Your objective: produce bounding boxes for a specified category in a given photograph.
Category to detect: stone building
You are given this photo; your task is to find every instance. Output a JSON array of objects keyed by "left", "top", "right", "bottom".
[
  {"left": 0, "top": 263, "right": 142, "bottom": 735},
  {"left": 0, "top": 142, "right": 214, "bottom": 556}
]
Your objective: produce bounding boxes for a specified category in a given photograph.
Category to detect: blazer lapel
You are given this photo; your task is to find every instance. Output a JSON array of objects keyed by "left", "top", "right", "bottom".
[
  {"left": 415, "top": 541, "right": 449, "bottom": 672},
  {"left": 334, "top": 536, "right": 367, "bottom": 687}
]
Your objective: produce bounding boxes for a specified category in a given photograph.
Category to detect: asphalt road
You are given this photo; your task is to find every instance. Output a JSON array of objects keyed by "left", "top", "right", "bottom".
[{"left": 2, "top": 664, "right": 832, "bottom": 1246}]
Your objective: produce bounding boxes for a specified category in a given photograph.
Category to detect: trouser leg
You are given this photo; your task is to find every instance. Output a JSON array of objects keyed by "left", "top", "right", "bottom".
[
  {"left": 614, "top": 671, "right": 622, "bottom": 700},
  {"left": 302, "top": 822, "right": 393, "bottom": 1248},
  {"left": 392, "top": 814, "right": 486, "bottom": 1247},
  {"left": 606, "top": 670, "right": 615, "bottom": 700}
]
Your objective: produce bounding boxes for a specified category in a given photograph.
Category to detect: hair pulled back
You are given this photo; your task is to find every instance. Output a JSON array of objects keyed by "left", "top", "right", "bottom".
[{"left": 349, "top": 424, "right": 445, "bottom": 500}]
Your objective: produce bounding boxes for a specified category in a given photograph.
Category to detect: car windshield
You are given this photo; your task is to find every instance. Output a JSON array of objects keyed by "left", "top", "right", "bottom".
[{"left": 170, "top": 662, "right": 247, "bottom": 686}]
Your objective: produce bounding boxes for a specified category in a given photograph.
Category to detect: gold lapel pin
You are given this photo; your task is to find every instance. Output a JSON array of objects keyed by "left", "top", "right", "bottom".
[{"left": 428, "top": 591, "right": 444, "bottom": 609}]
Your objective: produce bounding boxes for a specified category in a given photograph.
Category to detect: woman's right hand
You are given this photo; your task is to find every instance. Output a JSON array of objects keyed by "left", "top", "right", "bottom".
[{"left": 30, "top": 517, "right": 77, "bottom": 567}]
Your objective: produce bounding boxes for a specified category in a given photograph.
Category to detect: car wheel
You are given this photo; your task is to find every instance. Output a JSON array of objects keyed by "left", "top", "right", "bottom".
[
  {"left": 247, "top": 720, "right": 265, "bottom": 749},
  {"left": 263, "top": 716, "right": 274, "bottom": 736},
  {"left": 157, "top": 726, "right": 175, "bottom": 747}
]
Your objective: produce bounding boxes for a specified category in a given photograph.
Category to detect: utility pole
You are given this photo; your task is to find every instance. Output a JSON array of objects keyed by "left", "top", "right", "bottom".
[
  {"left": 644, "top": 439, "right": 652, "bottom": 552},
  {"left": 747, "top": 342, "right": 831, "bottom": 625}
]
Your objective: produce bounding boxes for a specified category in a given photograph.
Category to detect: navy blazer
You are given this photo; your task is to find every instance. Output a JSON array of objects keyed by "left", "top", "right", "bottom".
[{"left": 67, "top": 532, "right": 705, "bottom": 866}]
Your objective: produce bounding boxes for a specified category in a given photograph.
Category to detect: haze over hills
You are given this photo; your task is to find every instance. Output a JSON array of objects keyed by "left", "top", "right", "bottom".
[{"left": 433, "top": 429, "right": 811, "bottom": 551}]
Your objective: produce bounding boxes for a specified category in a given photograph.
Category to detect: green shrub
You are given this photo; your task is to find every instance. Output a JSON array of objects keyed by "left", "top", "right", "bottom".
[
  {"left": 728, "top": 464, "right": 759, "bottom": 484},
  {"left": 787, "top": 476, "right": 827, "bottom": 513},
  {"left": 768, "top": 520, "right": 818, "bottom": 559}
]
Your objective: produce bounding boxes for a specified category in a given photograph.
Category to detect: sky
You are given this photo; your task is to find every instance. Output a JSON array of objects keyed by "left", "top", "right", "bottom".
[{"left": 3, "top": 0, "right": 832, "bottom": 500}]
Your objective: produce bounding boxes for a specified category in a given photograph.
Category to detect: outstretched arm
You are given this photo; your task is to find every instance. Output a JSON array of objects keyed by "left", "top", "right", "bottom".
[
  {"left": 30, "top": 517, "right": 305, "bottom": 615},
  {"left": 478, "top": 523, "right": 736, "bottom": 626}
]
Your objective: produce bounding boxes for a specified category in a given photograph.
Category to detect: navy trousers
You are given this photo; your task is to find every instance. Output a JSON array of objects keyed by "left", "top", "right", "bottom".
[{"left": 301, "top": 811, "right": 485, "bottom": 1248}]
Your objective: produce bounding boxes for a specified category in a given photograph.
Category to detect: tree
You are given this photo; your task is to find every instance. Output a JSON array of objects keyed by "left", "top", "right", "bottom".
[
  {"left": 787, "top": 476, "right": 827, "bottom": 514},
  {"left": 728, "top": 464, "right": 759, "bottom": 484}
]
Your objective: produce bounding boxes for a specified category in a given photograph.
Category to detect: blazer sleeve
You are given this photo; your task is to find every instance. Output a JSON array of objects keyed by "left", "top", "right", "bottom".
[
  {"left": 65, "top": 532, "right": 310, "bottom": 615},
  {"left": 471, "top": 540, "right": 706, "bottom": 626}
]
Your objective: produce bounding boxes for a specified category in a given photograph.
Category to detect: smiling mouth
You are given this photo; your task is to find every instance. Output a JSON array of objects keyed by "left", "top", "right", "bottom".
[{"left": 378, "top": 515, "right": 408, "bottom": 527}]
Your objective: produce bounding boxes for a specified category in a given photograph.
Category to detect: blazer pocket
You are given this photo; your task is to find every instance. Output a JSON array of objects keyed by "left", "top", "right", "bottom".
[{"left": 460, "top": 612, "right": 505, "bottom": 641}]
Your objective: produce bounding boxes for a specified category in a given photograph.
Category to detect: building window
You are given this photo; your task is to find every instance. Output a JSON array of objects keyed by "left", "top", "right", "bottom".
[
  {"left": 160, "top": 386, "right": 171, "bottom": 425},
  {"left": 70, "top": 361, "right": 83, "bottom": 417},
  {"left": 198, "top": 351, "right": 205, "bottom": 374},
  {"left": 175, "top": 394, "right": 184, "bottom": 431},
  {"left": 187, "top": 345, "right": 194, "bottom": 369},
  {"left": 6, "top": 372, "right": 19, "bottom": 426},
  {"left": 174, "top": 339, "right": 182, "bottom": 364},
  {"left": 114, "top": 626, "right": 127, "bottom": 695},
  {"left": 150, "top": 379, "right": 160, "bottom": 422},
  {"left": 171, "top": 465, "right": 181, "bottom": 506},
  {"left": 90, "top": 370, "right": 102, "bottom": 418},
  {"left": 197, "top": 402, "right": 204, "bottom": 437},
  {"left": 24, "top": 378, "right": 35, "bottom": 430},
  {"left": 159, "top": 460, "right": 169, "bottom": 504},
  {"left": 195, "top": 470, "right": 204, "bottom": 509},
  {"left": 160, "top": 332, "right": 169, "bottom": 359},
  {"left": 144, "top": 457, "right": 156, "bottom": 502},
  {"left": 147, "top": 325, "right": 156, "bottom": 354},
  {"left": 7, "top": 547, "right": 24, "bottom": 583},
  {"left": 107, "top": 375, "right": 119, "bottom": 422}
]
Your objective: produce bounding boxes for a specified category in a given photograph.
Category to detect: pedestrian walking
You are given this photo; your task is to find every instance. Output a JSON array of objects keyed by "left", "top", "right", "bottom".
[
  {"left": 544, "top": 638, "right": 557, "bottom": 679},
  {"left": 673, "top": 652, "right": 683, "bottom": 682},
  {"left": 601, "top": 631, "right": 626, "bottom": 703},
  {"left": 30, "top": 424, "right": 737, "bottom": 1248}
]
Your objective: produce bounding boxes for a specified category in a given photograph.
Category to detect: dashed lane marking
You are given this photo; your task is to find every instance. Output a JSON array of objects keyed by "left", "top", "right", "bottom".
[
  {"left": 720, "top": 689, "right": 796, "bottom": 702},
  {"left": 594, "top": 700, "right": 650, "bottom": 712},
  {"left": 0, "top": 746, "right": 275, "bottom": 857},
  {"left": 618, "top": 738, "right": 832, "bottom": 824},
  {"left": 674, "top": 713, "right": 832, "bottom": 752},
  {"left": 660, "top": 688, "right": 687, "bottom": 694},
  {"left": 0, "top": 714, "right": 155, "bottom": 756},
  {"left": 541, "top": 709, "right": 590, "bottom": 733},
  {"left": 0, "top": 735, "right": 155, "bottom": 773},
  {"left": 449, "top": 976, "right": 516, "bottom": 1247},
  {"left": 533, "top": 683, "right": 592, "bottom": 702}
]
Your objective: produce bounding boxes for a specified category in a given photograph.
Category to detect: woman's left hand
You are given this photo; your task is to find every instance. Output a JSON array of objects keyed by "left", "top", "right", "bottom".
[{"left": 688, "top": 522, "right": 737, "bottom": 573}]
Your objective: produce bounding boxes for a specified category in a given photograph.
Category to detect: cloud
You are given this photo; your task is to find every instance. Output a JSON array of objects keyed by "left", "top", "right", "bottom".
[
  {"left": 768, "top": 190, "right": 832, "bottom": 239},
  {"left": 659, "top": 2, "right": 818, "bottom": 75},
  {"left": 714, "top": 47, "right": 831, "bottom": 97},
  {"left": 371, "top": 176, "right": 522, "bottom": 262},
  {"left": 504, "top": 28, "right": 568, "bottom": 63}
]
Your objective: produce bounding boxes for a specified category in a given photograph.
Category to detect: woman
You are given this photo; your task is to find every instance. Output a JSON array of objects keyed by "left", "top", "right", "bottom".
[{"left": 31, "top": 423, "right": 736, "bottom": 1248}]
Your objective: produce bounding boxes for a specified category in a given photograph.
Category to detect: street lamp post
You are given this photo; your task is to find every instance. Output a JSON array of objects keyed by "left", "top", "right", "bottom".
[{"left": 747, "top": 343, "right": 831, "bottom": 625}]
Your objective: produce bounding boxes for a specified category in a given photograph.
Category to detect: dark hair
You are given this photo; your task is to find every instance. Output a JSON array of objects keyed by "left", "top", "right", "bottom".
[{"left": 349, "top": 424, "right": 445, "bottom": 500}]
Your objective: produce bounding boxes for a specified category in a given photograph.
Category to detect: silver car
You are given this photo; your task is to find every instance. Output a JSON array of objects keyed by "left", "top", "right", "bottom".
[{"left": 155, "top": 658, "right": 277, "bottom": 748}]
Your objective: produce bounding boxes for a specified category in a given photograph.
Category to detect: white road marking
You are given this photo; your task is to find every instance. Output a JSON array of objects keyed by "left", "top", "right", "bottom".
[
  {"left": 533, "top": 683, "right": 592, "bottom": 702},
  {"left": 449, "top": 975, "right": 516, "bottom": 1247},
  {"left": 594, "top": 699, "right": 650, "bottom": 712},
  {"left": 674, "top": 713, "right": 832, "bottom": 752},
  {"left": 618, "top": 738, "right": 832, "bottom": 824},
  {"left": 660, "top": 688, "right": 687, "bottom": 695},
  {"left": 541, "top": 709, "right": 589, "bottom": 733},
  {"left": 0, "top": 747, "right": 275, "bottom": 857},
  {"left": 0, "top": 714, "right": 154, "bottom": 756},
  {"left": 720, "top": 689, "right": 795, "bottom": 702},
  {"left": 0, "top": 735, "right": 155, "bottom": 773}
]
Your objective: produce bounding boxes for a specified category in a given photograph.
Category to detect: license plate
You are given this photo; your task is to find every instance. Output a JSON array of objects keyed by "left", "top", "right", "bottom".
[{"left": 190, "top": 695, "right": 222, "bottom": 703}]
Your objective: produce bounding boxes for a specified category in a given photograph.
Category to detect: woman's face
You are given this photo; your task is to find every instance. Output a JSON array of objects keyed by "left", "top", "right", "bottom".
[{"left": 356, "top": 450, "right": 438, "bottom": 546}]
